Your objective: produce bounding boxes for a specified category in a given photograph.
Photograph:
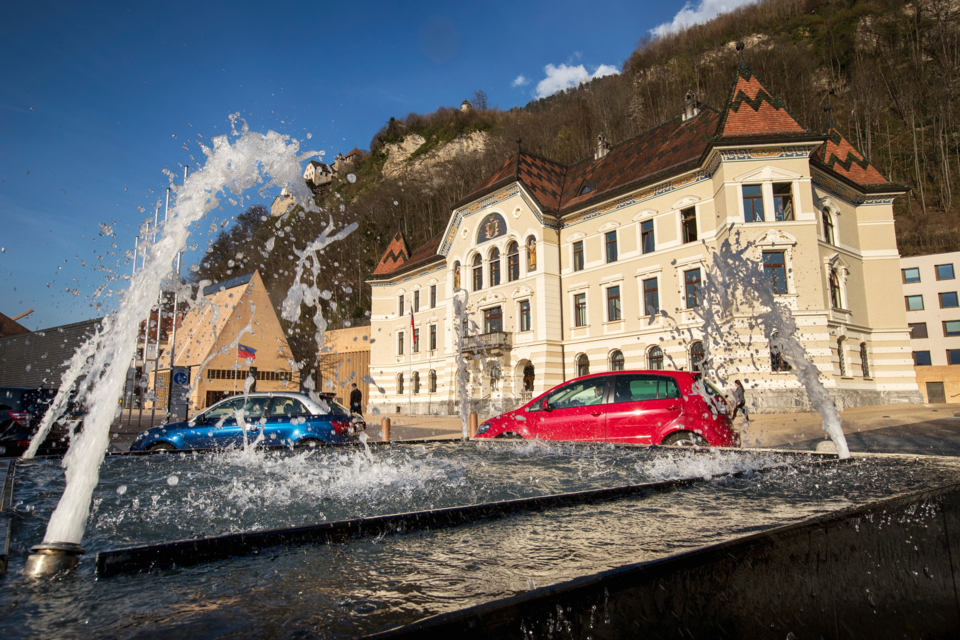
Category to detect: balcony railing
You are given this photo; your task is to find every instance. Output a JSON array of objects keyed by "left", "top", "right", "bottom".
[{"left": 462, "top": 331, "right": 512, "bottom": 354}]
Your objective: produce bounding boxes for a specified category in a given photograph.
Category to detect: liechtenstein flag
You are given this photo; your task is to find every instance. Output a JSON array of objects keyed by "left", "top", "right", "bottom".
[{"left": 238, "top": 344, "right": 257, "bottom": 360}]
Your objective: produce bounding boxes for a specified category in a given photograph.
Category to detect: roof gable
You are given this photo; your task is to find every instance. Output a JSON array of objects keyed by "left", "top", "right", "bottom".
[
  {"left": 716, "top": 66, "right": 807, "bottom": 138},
  {"left": 372, "top": 232, "right": 410, "bottom": 276},
  {"left": 817, "top": 128, "right": 888, "bottom": 186}
]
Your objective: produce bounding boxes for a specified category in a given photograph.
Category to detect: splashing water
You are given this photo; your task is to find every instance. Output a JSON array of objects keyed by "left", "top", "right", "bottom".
[
  {"left": 32, "top": 120, "right": 339, "bottom": 546},
  {"left": 678, "top": 229, "right": 850, "bottom": 459}
]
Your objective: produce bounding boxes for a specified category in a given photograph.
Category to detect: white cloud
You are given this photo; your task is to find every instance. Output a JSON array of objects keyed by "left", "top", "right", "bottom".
[
  {"left": 534, "top": 62, "right": 620, "bottom": 99},
  {"left": 512, "top": 75, "right": 530, "bottom": 87},
  {"left": 651, "top": 0, "right": 759, "bottom": 37}
]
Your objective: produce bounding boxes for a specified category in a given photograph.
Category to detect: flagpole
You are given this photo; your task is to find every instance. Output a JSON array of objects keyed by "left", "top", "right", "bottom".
[{"left": 408, "top": 310, "right": 413, "bottom": 416}]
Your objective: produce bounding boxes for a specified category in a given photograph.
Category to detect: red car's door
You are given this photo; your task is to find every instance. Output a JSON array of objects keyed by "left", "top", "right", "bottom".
[
  {"left": 605, "top": 374, "right": 682, "bottom": 445},
  {"left": 525, "top": 376, "right": 609, "bottom": 442}
]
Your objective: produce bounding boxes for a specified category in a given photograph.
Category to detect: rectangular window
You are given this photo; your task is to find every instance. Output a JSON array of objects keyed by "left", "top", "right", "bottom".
[
  {"left": 573, "top": 241, "right": 584, "bottom": 271},
  {"left": 398, "top": 331, "right": 404, "bottom": 356},
  {"left": 483, "top": 306, "right": 502, "bottom": 334},
  {"left": 937, "top": 264, "right": 956, "bottom": 281},
  {"left": 641, "top": 220, "right": 655, "bottom": 254},
  {"left": 520, "top": 300, "right": 531, "bottom": 332},
  {"left": 681, "top": 208, "right": 697, "bottom": 243},
  {"left": 685, "top": 269, "right": 701, "bottom": 309},
  {"left": 490, "top": 258, "right": 501, "bottom": 286},
  {"left": 773, "top": 183, "right": 794, "bottom": 221},
  {"left": 643, "top": 278, "right": 659, "bottom": 316},
  {"left": 574, "top": 293, "right": 587, "bottom": 327},
  {"left": 430, "top": 285, "right": 437, "bottom": 308},
  {"left": 429, "top": 324, "right": 437, "bottom": 350},
  {"left": 414, "top": 290, "right": 420, "bottom": 313},
  {"left": 607, "top": 286, "right": 622, "bottom": 321},
  {"left": 413, "top": 327, "right": 420, "bottom": 353},
  {"left": 508, "top": 249, "right": 519, "bottom": 281},
  {"left": 950, "top": 350, "right": 960, "bottom": 365},
  {"left": 913, "top": 351, "right": 932, "bottom": 366},
  {"left": 763, "top": 251, "right": 787, "bottom": 294},
  {"left": 398, "top": 295, "right": 405, "bottom": 316},
  {"left": 909, "top": 322, "right": 928, "bottom": 339},
  {"left": 605, "top": 231, "right": 618, "bottom": 263},
  {"left": 940, "top": 292, "right": 959, "bottom": 308},
  {"left": 902, "top": 267, "right": 921, "bottom": 284},
  {"left": 906, "top": 295, "right": 924, "bottom": 311},
  {"left": 743, "top": 184, "right": 764, "bottom": 222},
  {"left": 945, "top": 321, "right": 960, "bottom": 337}
]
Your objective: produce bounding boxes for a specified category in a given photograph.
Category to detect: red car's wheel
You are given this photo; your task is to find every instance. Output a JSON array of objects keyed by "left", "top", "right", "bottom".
[{"left": 661, "top": 431, "right": 709, "bottom": 447}]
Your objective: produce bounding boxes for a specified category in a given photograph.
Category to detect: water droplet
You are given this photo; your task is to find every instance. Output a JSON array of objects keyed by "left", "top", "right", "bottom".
[
  {"left": 117, "top": 485, "right": 127, "bottom": 495},
  {"left": 98, "top": 223, "right": 114, "bottom": 237},
  {"left": 346, "top": 173, "right": 356, "bottom": 183},
  {"left": 167, "top": 475, "right": 179, "bottom": 486},
  {"left": 393, "top": 200, "right": 398, "bottom": 206}
]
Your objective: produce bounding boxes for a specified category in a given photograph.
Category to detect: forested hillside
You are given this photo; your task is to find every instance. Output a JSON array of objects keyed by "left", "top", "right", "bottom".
[{"left": 193, "top": 0, "right": 960, "bottom": 342}]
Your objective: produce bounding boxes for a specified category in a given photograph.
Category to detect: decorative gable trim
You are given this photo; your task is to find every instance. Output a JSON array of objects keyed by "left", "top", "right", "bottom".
[
  {"left": 755, "top": 229, "right": 798, "bottom": 247},
  {"left": 734, "top": 164, "right": 803, "bottom": 183},
  {"left": 671, "top": 196, "right": 700, "bottom": 210}
]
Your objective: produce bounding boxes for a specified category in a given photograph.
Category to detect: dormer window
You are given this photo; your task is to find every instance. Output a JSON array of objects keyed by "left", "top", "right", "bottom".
[{"left": 578, "top": 180, "right": 597, "bottom": 197}]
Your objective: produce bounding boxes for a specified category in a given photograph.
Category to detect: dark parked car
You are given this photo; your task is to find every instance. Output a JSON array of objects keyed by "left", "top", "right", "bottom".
[
  {"left": 474, "top": 371, "right": 740, "bottom": 447},
  {"left": 129, "top": 392, "right": 366, "bottom": 452},
  {"left": 0, "top": 387, "right": 81, "bottom": 457}
]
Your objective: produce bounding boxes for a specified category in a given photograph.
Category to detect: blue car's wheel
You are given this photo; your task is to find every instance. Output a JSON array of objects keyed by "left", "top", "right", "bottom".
[{"left": 146, "top": 442, "right": 177, "bottom": 452}]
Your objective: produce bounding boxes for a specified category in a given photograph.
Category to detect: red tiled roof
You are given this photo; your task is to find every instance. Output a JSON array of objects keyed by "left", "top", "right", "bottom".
[
  {"left": 716, "top": 67, "right": 807, "bottom": 138},
  {"left": 346, "top": 147, "right": 363, "bottom": 158},
  {"left": 372, "top": 232, "right": 409, "bottom": 275},
  {"left": 371, "top": 232, "right": 444, "bottom": 280},
  {"left": 816, "top": 127, "right": 888, "bottom": 185}
]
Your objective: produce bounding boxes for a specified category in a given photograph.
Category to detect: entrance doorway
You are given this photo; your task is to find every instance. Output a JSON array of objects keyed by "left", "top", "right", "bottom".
[{"left": 926, "top": 381, "right": 946, "bottom": 403}]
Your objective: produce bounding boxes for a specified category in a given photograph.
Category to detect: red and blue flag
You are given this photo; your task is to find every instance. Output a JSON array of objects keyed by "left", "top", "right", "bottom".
[{"left": 238, "top": 344, "right": 257, "bottom": 360}]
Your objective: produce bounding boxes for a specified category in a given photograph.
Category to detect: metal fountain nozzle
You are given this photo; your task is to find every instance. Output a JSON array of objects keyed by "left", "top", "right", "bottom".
[{"left": 24, "top": 542, "right": 86, "bottom": 577}]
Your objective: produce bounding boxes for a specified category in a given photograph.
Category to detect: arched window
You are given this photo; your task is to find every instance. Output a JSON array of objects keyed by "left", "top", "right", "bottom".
[
  {"left": 576, "top": 354, "right": 590, "bottom": 377},
  {"left": 526, "top": 236, "right": 537, "bottom": 273},
  {"left": 822, "top": 209, "right": 835, "bottom": 244},
  {"left": 453, "top": 261, "right": 461, "bottom": 289},
  {"left": 472, "top": 254, "right": 483, "bottom": 291},
  {"left": 412, "top": 371, "right": 420, "bottom": 394},
  {"left": 648, "top": 346, "right": 664, "bottom": 370},
  {"left": 860, "top": 342, "right": 870, "bottom": 378},
  {"left": 837, "top": 337, "right": 846, "bottom": 376},
  {"left": 830, "top": 271, "right": 842, "bottom": 308},
  {"left": 429, "top": 369, "right": 437, "bottom": 393},
  {"left": 507, "top": 241, "right": 520, "bottom": 281},
  {"left": 610, "top": 350, "right": 625, "bottom": 371},
  {"left": 489, "top": 247, "right": 501, "bottom": 286},
  {"left": 770, "top": 331, "right": 790, "bottom": 372},
  {"left": 397, "top": 373, "right": 404, "bottom": 395},
  {"left": 690, "top": 341, "right": 705, "bottom": 372}
]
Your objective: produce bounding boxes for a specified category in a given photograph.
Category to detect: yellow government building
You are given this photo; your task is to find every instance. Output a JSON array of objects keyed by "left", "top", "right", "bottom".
[{"left": 366, "top": 63, "right": 922, "bottom": 416}]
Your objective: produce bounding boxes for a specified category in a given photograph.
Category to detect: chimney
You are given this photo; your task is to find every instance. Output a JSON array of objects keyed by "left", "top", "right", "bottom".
[
  {"left": 594, "top": 133, "right": 610, "bottom": 160},
  {"left": 682, "top": 90, "right": 700, "bottom": 121}
]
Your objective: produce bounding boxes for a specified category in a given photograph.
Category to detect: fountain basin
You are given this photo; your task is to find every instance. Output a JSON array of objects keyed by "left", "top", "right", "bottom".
[{"left": 2, "top": 443, "right": 958, "bottom": 638}]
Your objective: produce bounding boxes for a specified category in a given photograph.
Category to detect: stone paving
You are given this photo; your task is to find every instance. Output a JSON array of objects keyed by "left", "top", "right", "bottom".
[{"left": 109, "top": 403, "right": 960, "bottom": 456}]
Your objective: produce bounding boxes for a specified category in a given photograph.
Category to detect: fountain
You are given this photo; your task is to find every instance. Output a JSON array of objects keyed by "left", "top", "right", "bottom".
[{"left": 4, "top": 120, "right": 956, "bottom": 637}]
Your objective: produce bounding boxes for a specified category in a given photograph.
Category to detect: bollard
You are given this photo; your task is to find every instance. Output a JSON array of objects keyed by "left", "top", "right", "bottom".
[
  {"left": 380, "top": 417, "right": 391, "bottom": 442},
  {"left": 468, "top": 412, "right": 478, "bottom": 438}
]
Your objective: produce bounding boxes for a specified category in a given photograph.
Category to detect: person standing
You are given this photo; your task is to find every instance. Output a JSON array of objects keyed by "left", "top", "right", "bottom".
[
  {"left": 349, "top": 382, "right": 363, "bottom": 416},
  {"left": 731, "top": 380, "right": 748, "bottom": 420}
]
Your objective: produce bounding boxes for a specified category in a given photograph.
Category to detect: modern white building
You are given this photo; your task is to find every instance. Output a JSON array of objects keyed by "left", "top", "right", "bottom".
[{"left": 900, "top": 250, "right": 960, "bottom": 402}]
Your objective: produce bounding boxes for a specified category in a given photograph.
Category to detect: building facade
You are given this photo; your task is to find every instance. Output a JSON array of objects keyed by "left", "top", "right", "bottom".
[
  {"left": 901, "top": 250, "right": 960, "bottom": 403},
  {"left": 367, "top": 64, "right": 922, "bottom": 417}
]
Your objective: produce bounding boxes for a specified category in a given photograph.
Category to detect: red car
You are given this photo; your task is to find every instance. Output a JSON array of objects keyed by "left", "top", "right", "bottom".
[{"left": 474, "top": 371, "right": 740, "bottom": 447}]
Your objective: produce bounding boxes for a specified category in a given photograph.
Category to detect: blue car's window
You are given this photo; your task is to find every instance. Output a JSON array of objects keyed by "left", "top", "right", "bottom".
[
  {"left": 242, "top": 398, "right": 268, "bottom": 419},
  {"left": 203, "top": 397, "right": 246, "bottom": 421},
  {"left": 267, "top": 398, "right": 308, "bottom": 417}
]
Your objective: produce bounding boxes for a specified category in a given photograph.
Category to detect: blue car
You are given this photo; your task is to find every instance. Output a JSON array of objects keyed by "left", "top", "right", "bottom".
[{"left": 129, "top": 392, "right": 365, "bottom": 452}]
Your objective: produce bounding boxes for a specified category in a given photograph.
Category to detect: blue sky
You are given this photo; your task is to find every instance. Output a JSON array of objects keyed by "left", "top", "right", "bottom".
[{"left": 0, "top": 0, "right": 756, "bottom": 330}]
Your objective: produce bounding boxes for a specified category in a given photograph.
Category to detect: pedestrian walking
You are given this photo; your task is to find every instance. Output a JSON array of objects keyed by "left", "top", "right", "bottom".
[
  {"left": 731, "top": 380, "right": 749, "bottom": 420},
  {"left": 349, "top": 382, "right": 363, "bottom": 416}
]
